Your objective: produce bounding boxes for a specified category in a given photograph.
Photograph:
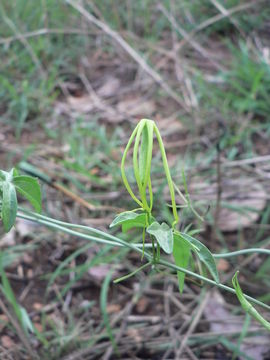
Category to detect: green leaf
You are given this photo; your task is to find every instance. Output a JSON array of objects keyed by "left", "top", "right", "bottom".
[
  {"left": 19, "top": 306, "right": 34, "bottom": 333},
  {"left": 1, "top": 181, "right": 17, "bottom": 232},
  {"left": 147, "top": 221, "right": 173, "bottom": 254},
  {"left": 122, "top": 214, "right": 148, "bottom": 232},
  {"left": 0, "top": 170, "right": 9, "bottom": 181},
  {"left": 110, "top": 211, "right": 147, "bottom": 232},
  {"left": 139, "top": 124, "right": 149, "bottom": 186},
  {"left": 0, "top": 255, "right": 22, "bottom": 324},
  {"left": 232, "top": 271, "right": 270, "bottom": 331},
  {"left": 179, "top": 232, "right": 219, "bottom": 283},
  {"left": 12, "top": 175, "right": 41, "bottom": 213},
  {"left": 101, "top": 270, "right": 118, "bottom": 353},
  {"left": 173, "top": 233, "right": 191, "bottom": 293},
  {"left": 121, "top": 213, "right": 156, "bottom": 232},
  {"left": 0, "top": 171, "right": 6, "bottom": 181},
  {"left": 0, "top": 255, "right": 34, "bottom": 334},
  {"left": 11, "top": 168, "right": 19, "bottom": 177}
]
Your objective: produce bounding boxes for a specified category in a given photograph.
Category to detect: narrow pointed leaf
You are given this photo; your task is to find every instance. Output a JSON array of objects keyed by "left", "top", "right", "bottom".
[
  {"left": 173, "top": 233, "right": 191, "bottom": 293},
  {"left": 0, "top": 256, "right": 22, "bottom": 323},
  {"left": 147, "top": 221, "right": 173, "bottom": 254},
  {"left": 179, "top": 232, "right": 219, "bottom": 283},
  {"left": 232, "top": 272, "right": 270, "bottom": 331},
  {"left": 12, "top": 175, "right": 41, "bottom": 213},
  {"left": 139, "top": 124, "right": 149, "bottom": 186},
  {"left": 1, "top": 181, "right": 17, "bottom": 232}
]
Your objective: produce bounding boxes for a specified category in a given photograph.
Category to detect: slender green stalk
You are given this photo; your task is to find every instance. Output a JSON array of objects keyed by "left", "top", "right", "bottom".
[
  {"left": 153, "top": 124, "right": 179, "bottom": 226},
  {"left": 143, "top": 121, "right": 154, "bottom": 204},
  {"left": 148, "top": 176, "right": 153, "bottom": 211},
  {"left": 213, "top": 249, "right": 270, "bottom": 257},
  {"left": 114, "top": 261, "right": 151, "bottom": 283},
  {"left": 141, "top": 226, "right": 146, "bottom": 259},
  {"left": 132, "top": 120, "right": 154, "bottom": 212},
  {"left": 158, "top": 258, "right": 270, "bottom": 311},
  {"left": 18, "top": 209, "right": 270, "bottom": 257},
  {"left": 18, "top": 212, "right": 147, "bottom": 255},
  {"left": 133, "top": 119, "right": 149, "bottom": 210},
  {"left": 16, "top": 208, "right": 270, "bottom": 311},
  {"left": 232, "top": 272, "right": 270, "bottom": 330},
  {"left": 121, "top": 123, "right": 143, "bottom": 207}
]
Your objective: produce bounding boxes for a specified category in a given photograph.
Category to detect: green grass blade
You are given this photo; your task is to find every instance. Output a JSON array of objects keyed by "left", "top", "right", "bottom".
[{"left": 100, "top": 270, "right": 119, "bottom": 354}]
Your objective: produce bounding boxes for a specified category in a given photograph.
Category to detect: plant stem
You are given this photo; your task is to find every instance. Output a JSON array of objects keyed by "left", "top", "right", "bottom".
[
  {"left": 114, "top": 262, "right": 151, "bottom": 283},
  {"left": 153, "top": 124, "right": 179, "bottom": 226},
  {"left": 213, "top": 249, "right": 270, "bottom": 257},
  {"left": 133, "top": 119, "right": 149, "bottom": 210},
  {"left": 158, "top": 258, "right": 270, "bottom": 311},
  {"left": 121, "top": 122, "right": 143, "bottom": 207},
  {"left": 18, "top": 208, "right": 270, "bottom": 256},
  {"left": 17, "top": 208, "right": 270, "bottom": 311}
]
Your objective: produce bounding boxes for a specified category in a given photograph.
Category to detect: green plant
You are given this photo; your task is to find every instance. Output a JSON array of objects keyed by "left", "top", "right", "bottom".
[
  {"left": 111, "top": 118, "right": 218, "bottom": 293},
  {"left": 0, "top": 168, "right": 41, "bottom": 231},
  {"left": 0, "top": 119, "right": 269, "bottom": 334},
  {"left": 233, "top": 272, "right": 270, "bottom": 331}
]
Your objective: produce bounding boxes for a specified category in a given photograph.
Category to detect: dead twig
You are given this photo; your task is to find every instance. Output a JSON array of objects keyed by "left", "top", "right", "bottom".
[
  {"left": 209, "top": 0, "right": 246, "bottom": 37},
  {"left": 176, "top": 291, "right": 210, "bottom": 358},
  {"left": 223, "top": 154, "right": 270, "bottom": 167}
]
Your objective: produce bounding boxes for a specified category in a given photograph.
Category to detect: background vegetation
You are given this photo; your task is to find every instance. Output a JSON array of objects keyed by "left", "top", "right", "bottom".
[{"left": 0, "top": 0, "right": 270, "bottom": 359}]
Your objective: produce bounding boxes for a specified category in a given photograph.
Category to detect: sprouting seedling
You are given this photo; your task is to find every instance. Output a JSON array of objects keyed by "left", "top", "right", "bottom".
[
  {"left": 113, "top": 119, "right": 219, "bottom": 292},
  {"left": 119, "top": 119, "right": 180, "bottom": 263},
  {"left": 121, "top": 119, "right": 178, "bottom": 225},
  {"left": 0, "top": 123, "right": 269, "bottom": 334}
]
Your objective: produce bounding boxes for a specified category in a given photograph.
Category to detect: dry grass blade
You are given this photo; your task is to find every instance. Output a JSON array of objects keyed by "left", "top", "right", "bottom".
[
  {"left": 0, "top": 28, "right": 98, "bottom": 45},
  {"left": 209, "top": 0, "right": 245, "bottom": 36},
  {"left": 158, "top": 4, "right": 224, "bottom": 71},
  {"left": 66, "top": 0, "right": 190, "bottom": 111},
  {"left": 178, "top": 0, "right": 264, "bottom": 50},
  {"left": 223, "top": 154, "right": 270, "bottom": 167},
  {"left": 1, "top": 12, "right": 46, "bottom": 78}
]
